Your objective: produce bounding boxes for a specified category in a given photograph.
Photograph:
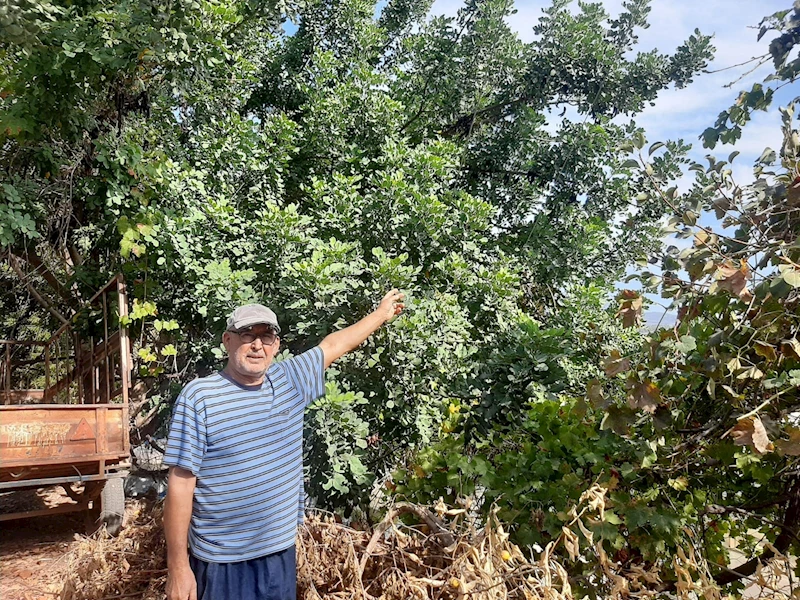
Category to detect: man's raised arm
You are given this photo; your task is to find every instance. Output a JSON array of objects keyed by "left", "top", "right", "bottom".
[{"left": 318, "top": 289, "right": 404, "bottom": 369}]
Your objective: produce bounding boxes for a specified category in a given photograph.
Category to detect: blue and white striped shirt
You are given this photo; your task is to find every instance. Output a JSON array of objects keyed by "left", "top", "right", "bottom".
[{"left": 164, "top": 346, "right": 325, "bottom": 562}]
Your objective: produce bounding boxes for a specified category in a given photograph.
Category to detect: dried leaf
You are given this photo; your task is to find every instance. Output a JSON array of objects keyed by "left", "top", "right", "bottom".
[
  {"left": 562, "top": 527, "right": 580, "bottom": 561},
  {"left": 736, "top": 365, "right": 764, "bottom": 380},
  {"left": 626, "top": 379, "right": 661, "bottom": 413},
  {"left": 711, "top": 261, "right": 753, "bottom": 301},
  {"left": 729, "top": 416, "right": 774, "bottom": 454},
  {"left": 576, "top": 519, "right": 594, "bottom": 545},
  {"left": 586, "top": 379, "right": 608, "bottom": 409},
  {"left": 780, "top": 338, "right": 800, "bottom": 360},
  {"left": 602, "top": 350, "right": 631, "bottom": 376},
  {"left": 616, "top": 290, "right": 643, "bottom": 328}
]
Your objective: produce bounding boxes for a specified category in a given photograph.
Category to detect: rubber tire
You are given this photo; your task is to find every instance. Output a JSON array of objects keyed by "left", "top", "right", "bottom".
[{"left": 86, "top": 478, "right": 125, "bottom": 536}]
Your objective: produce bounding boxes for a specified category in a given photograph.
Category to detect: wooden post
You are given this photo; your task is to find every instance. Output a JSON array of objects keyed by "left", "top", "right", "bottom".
[
  {"left": 4, "top": 344, "right": 9, "bottom": 406},
  {"left": 91, "top": 335, "right": 96, "bottom": 404},
  {"left": 75, "top": 333, "right": 84, "bottom": 405},
  {"left": 44, "top": 343, "right": 51, "bottom": 400},
  {"left": 117, "top": 276, "right": 131, "bottom": 406},
  {"left": 117, "top": 276, "right": 131, "bottom": 455},
  {"left": 102, "top": 291, "right": 110, "bottom": 404},
  {"left": 55, "top": 334, "right": 61, "bottom": 401}
]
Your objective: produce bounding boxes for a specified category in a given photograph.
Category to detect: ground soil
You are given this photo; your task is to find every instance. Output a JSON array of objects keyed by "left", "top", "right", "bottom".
[{"left": 0, "top": 486, "right": 137, "bottom": 600}]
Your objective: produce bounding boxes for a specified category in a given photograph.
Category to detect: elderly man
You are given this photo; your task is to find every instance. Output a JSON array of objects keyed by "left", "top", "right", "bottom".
[{"left": 163, "top": 290, "right": 404, "bottom": 600}]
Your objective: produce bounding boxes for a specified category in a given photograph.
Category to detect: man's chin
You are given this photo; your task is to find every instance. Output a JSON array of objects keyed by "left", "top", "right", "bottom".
[{"left": 242, "top": 361, "right": 269, "bottom": 375}]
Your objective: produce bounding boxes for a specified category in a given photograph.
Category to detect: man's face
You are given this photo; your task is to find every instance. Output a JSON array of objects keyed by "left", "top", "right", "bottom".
[{"left": 222, "top": 324, "right": 280, "bottom": 383}]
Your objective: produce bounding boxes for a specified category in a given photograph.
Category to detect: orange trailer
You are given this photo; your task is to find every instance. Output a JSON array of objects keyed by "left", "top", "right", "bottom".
[{"left": 0, "top": 275, "right": 132, "bottom": 534}]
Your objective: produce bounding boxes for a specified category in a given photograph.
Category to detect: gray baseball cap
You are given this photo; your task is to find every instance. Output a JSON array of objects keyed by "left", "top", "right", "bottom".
[{"left": 226, "top": 304, "right": 281, "bottom": 333}]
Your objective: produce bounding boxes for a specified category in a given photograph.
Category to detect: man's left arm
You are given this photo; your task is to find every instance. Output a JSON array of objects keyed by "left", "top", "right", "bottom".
[{"left": 318, "top": 289, "right": 404, "bottom": 369}]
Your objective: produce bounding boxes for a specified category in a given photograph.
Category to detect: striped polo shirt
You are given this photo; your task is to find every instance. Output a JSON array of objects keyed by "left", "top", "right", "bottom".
[{"left": 163, "top": 346, "right": 325, "bottom": 563}]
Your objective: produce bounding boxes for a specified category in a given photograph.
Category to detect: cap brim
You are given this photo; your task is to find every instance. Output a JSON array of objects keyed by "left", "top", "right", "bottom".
[{"left": 229, "top": 317, "right": 280, "bottom": 333}]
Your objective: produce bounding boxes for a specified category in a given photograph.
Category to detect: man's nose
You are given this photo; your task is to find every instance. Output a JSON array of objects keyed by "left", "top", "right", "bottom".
[{"left": 250, "top": 337, "right": 264, "bottom": 349}]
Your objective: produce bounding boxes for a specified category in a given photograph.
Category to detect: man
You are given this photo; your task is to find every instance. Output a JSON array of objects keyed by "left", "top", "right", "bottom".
[{"left": 163, "top": 290, "right": 404, "bottom": 600}]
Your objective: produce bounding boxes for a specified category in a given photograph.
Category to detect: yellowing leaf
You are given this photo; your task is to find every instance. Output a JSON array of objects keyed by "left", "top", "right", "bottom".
[
  {"left": 782, "top": 267, "right": 800, "bottom": 288},
  {"left": 754, "top": 341, "right": 777, "bottom": 362},
  {"left": 668, "top": 476, "right": 689, "bottom": 491},
  {"left": 776, "top": 427, "right": 800, "bottom": 456},
  {"left": 693, "top": 230, "right": 709, "bottom": 246},
  {"left": 729, "top": 416, "right": 774, "bottom": 455}
]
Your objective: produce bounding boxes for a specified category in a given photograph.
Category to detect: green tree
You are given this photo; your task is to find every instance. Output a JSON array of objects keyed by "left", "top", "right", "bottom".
[{"left": 397, "top": 5, "right": 800, "bottom": 598}]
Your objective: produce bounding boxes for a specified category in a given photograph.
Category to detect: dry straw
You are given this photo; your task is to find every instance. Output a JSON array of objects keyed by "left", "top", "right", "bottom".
[{"left": 57, "top": 484, "right": 790, "bottom": 600}]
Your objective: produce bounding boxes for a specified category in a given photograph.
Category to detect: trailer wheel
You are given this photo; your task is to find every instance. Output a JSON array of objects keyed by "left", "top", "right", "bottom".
[{"left": 86, "top": 478, "right": 125, "bottom": 536}]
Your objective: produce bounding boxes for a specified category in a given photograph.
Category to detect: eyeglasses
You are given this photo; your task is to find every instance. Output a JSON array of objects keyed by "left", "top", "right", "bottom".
[{"left": 232, "top": 330, "right": 277, "bottom": 345}]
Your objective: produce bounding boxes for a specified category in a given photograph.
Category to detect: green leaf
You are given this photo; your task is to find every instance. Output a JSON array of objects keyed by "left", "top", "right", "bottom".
[
  {"left": 782, "top": 268, "right": 800, "bottom": 288},
  {"left": 675, "top": 335, "right": 696, "bottom": 353}
]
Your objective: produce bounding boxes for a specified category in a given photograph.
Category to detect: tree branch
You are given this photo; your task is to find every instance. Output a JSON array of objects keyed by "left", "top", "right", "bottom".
[
  {"left": 8, "top": 255, "right": 69, "bottom": 325},
  {"left": 714, "top": 476, "right": 799, "bottom": 586}
]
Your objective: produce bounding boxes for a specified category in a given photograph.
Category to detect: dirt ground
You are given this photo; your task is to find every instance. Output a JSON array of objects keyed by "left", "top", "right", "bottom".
[{"left": 0, "top": 486, "right": 138, "bottom": 600}]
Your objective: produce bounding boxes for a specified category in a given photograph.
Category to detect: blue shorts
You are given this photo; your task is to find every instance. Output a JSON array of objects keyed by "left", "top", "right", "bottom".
[{"left": 189, "top": 546, "right": 296, "bottom": 600}]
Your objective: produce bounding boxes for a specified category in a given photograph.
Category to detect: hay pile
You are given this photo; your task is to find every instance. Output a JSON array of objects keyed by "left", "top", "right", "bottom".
[
  {"left": 297, "top": 500, "right": 572, "bottom": 600},
  {"left": 60, "top": 501, "right": 167, "bottom": 600},
  {"left": 59, "top": 496, "right": 576, "bottom": 600},
  {"left": 63, "top": 484, "right": 733, "bottom": 600}
]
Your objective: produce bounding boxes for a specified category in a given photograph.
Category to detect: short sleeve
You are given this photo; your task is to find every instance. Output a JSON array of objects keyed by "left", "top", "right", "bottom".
[
  {"left": 281, "top": 346, "right": 326, "bottom": 407},
  {"left": 163, "top": 388, "right": 207, "bottom": 476}
]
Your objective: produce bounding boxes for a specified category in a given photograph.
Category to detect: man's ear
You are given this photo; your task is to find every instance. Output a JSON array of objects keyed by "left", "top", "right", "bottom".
[{"left": 222, "top": 331, "right": 232, "bottom": 350}]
